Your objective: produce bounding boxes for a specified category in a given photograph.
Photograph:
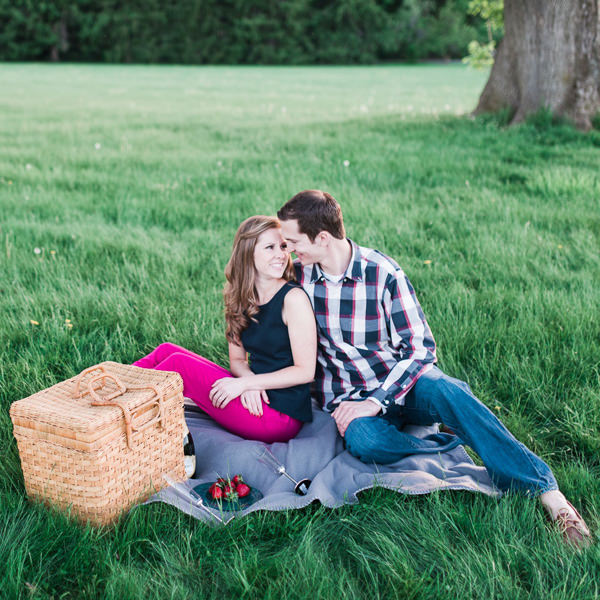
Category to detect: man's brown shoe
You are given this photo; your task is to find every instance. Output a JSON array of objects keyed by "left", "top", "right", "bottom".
[{"left": 552, "top": 501, "right": 592, "bottom": 548}]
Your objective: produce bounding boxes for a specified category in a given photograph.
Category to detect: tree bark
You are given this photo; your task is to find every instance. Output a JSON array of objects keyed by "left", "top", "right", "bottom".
[
  {"left": 474, "top": 0, "right": 600, "bottom": 130},
  {"left": 50, "top": 12, "right": 69, "bottom": 62}
]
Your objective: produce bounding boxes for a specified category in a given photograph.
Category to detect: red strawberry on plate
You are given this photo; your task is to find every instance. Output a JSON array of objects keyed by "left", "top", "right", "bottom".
[
  {"left": 196, "top": 479, "right": 261, "bottom": 509},
  {"left": 223, "top": 485, "right": 239, "bottom": 502},
  {"left": 236, "top": 483, "right": 251, "bottom": 498},
  {"left": 209, "top": 483, "right": 223, "bottom": 500},
  {"left": 232, "top": 474, "right": 243, "bottom": 485}
]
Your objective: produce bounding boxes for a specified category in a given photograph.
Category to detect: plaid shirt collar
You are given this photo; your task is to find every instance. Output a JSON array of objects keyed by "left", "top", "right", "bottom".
[{"left": 308, "top": 239, "right": 364, "bottom": 284}]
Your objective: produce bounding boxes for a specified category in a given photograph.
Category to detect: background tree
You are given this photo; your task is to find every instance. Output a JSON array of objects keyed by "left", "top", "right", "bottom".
[
  {"left": 462, "top": 0, "right": 503, "bottom": 68},
  {"left": 0, "top": 0, "right": 487, "bottom": 64},
  {"left": 473, "top": 0, "right": 600, "bottom": 129},
  {"left": 0, "top": 0, "right": 74, "bottom": 60}
]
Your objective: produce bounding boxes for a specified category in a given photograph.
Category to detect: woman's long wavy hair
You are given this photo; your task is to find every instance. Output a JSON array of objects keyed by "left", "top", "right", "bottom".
[{"left": 224, "top": 216, "right": 295, "bottom": 344}]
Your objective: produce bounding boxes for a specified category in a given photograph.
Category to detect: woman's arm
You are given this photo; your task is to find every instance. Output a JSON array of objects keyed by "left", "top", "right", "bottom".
[
  {"left": 228, "top": 340, "right": 254, "bottom": 378},
  {"left": 210, "top": 288, "right": 316, "bottom": 403}
]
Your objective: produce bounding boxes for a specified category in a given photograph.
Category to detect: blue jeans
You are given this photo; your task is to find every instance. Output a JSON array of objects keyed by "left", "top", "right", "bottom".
[{"left": 344, "top": 366, "right": 558, "bottom": 496}]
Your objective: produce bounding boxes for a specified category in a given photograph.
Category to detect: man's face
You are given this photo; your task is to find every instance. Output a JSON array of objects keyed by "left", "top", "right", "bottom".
[{"left": 279, "top": 219, "right": 323, "bottom": 266}]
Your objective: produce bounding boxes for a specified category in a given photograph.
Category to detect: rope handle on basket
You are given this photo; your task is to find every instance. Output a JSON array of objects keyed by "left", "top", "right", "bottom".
[
  {"left": 72, "top": 366, "right": 166, "bottom": 449},
  {"left": 72, "top": 365, "right": 126, "bottom": 401}
]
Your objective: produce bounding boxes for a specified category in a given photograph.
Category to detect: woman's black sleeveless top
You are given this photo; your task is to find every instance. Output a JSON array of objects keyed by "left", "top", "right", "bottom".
[{"left": 240, "top": 282, "right": 313, "bottom": 423}]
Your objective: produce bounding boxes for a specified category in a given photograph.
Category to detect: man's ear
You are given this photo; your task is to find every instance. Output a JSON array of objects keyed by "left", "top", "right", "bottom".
[{"left": 315, "top": 231, "right": 331, "bottom": 246}]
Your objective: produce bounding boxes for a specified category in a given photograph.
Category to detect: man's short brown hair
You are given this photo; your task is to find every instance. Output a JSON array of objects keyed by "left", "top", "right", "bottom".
[{"left": 277, "top": 189, "right": 345, "bottom": 241}]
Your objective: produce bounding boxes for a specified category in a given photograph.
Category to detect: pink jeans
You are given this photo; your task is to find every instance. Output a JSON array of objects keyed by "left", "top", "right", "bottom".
[{"left": 133, "top": 342, "right": 303, "bottom": 443}]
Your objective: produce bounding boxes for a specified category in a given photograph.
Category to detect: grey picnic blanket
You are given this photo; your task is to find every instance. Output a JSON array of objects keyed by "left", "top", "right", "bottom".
[{"left": 146, "top": 402, "right": 500, "bottom": 524}]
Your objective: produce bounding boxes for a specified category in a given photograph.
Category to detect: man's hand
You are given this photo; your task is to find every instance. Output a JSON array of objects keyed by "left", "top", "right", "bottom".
[{"left": 332, "top": 399, "right": 382, "bottom": 437}]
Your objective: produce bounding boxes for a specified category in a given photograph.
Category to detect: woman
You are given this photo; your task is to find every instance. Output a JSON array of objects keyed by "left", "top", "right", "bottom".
[{"left": 134, "top": 216, "right": 317, "bottom": 443}]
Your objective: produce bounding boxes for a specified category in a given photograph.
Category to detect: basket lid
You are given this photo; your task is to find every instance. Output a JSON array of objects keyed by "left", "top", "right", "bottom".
[{"left": 10, "top": 362, "right": 183, "bottom": 444}]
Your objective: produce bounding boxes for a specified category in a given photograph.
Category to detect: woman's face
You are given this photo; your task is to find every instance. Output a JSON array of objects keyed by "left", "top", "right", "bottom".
[{"left": 253, "top": 227, "right": 289, "bottom": 280}]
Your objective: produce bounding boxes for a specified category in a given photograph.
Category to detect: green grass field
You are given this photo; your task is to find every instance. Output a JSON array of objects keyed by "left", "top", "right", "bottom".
[{"left": 1, "top": 63, "right": 599, "bottom": 599}]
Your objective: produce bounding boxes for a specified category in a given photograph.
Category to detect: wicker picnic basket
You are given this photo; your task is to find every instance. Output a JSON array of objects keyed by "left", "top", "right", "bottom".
[{"left": 10, "top": 362, "right": 186, "bottom": 526}]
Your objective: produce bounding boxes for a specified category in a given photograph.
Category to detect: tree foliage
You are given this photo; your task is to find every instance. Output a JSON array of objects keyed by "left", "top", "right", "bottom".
[
  {"left": 0, "top": 0, "right": 488, "bottom": 63},
  {"left": 462, "top": 0, "right": 503, "bottom": 69}
]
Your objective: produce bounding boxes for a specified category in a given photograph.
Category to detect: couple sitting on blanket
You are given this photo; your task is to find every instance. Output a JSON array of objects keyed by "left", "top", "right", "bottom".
[{"left": 135, "top": 189, "right": 590, "bottom": 547}]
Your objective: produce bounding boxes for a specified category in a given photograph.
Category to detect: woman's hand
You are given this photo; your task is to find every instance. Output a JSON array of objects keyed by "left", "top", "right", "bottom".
[
  {"left": 210, "top": 377, "right": 247, "bottom": 409},
  {"left": 240, "top": 389, "right": 270, "bottom": 417}
]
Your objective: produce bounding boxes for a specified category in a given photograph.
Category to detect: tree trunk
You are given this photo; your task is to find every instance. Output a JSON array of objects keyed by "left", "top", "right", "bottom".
[
  {"left": 474, "top": 0, "right": 600, "bottom": 130},
  {"left": 50, "top": 12, "right": 69, "bottom": 62}
]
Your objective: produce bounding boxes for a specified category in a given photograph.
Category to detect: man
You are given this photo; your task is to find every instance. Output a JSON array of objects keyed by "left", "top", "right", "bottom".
[{"left": 278, "top": 189, "right": 591, "bottom": 547}]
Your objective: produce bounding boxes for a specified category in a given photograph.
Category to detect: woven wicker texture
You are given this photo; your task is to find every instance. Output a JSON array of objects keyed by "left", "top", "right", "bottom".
[{"left": 10, "top": 362, "right": 186, "bottom": 525}]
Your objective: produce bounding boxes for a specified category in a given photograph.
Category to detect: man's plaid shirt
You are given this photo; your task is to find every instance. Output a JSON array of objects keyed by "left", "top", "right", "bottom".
[{"left": 295, "top": 240, "right": 436, "bottom": 413}]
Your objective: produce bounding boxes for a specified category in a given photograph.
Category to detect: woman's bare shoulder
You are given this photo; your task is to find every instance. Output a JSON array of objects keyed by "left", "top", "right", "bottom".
[
  {"left": 282, "top": 285, "right": 314, "bottom": 323},
  {"left": 283, "top": 285, "right": 311, "bottom": 305}
]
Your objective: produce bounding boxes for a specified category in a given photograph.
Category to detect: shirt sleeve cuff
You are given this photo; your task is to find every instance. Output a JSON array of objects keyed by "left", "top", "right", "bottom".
[{"left": 368, "top": 388, "right": 390, "bottom": 413}]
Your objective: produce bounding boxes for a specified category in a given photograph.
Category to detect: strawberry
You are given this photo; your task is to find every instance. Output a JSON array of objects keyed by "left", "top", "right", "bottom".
[
  {"left": 208, "top": 483, "right": 223, "bottom": 500},
  {"left": 232, "top": 474, "right": 244, "bottom": 485},
  {"left": 236, "top": 483, "right": 251, "bottom": 498},
  {"left": 216, "top": 477, "right": 227, "bottom": 487},
  {"left": 223, "top": 485, "right": 239, "bottom": 502}
]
